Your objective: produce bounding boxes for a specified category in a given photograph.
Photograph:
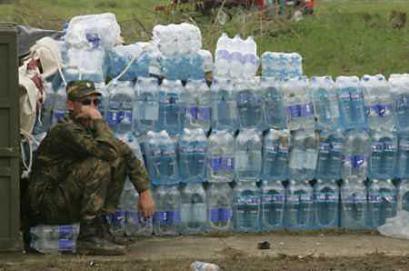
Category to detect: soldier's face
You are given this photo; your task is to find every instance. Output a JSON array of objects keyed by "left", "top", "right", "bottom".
[{"left": 68, "top": 94, "right": 100, "bottom": 118}]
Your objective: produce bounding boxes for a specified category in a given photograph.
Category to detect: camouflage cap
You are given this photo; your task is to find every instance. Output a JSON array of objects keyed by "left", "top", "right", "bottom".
[{"left": 66, "top": 80, "right": 101, "bottom": 101}]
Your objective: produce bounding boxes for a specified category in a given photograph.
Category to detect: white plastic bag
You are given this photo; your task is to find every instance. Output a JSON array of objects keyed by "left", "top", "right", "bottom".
[{"left": 378, "top": 210, "right": 409, "bottom": 239}]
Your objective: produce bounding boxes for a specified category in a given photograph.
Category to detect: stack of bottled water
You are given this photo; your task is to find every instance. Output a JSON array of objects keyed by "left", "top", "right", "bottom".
[
  {"left": 214, "top": 33, "right": 259, "bottom": 79},
  {"left": 30, "top": 224, "right": 80, "bottom": 254},
  {"left": 62, "top": 13, "right": 121, "bottom": 82},
  {"left": 153, "top": 23, "right": 210, "bottom": 81},
  {"left": 261, "top": 52, "right": 303, "bottom": 80}
]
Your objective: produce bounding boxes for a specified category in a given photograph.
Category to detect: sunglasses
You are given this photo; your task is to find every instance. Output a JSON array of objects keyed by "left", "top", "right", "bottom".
[{"left": 80, "top": 98, "right": 101, "bottom": 106}]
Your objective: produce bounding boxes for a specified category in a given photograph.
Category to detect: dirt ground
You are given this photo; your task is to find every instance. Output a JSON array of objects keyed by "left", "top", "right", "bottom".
[{"left": 2, "top": 231, "right": 409, "bottom": 271}]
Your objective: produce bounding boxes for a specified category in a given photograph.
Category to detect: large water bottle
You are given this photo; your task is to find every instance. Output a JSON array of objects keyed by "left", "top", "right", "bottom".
[
  {"left": 211, "top": 78, "right": 238, "bottom": 132},
  {"left": 362, "top": 75, "right": 395, "bottom": 130},
  {"left": 289, "top": 129, "right": 318, "bottom": 181},
  {"left": 342, "top": 129, "right": 370, "bottom": 183},
  {"left": 390, "top": 74, "right": 409, "bottom": 132},
  {"left": 52, "top": 83, "right": 68, "bottom": 124},
  {"left": 134, "top": 77, "right": 159, "bottom": 136},
  {"left": 214, "top": 33, "right": 231, "bottom": 78},
  {"left": 314, "top": 179, "right": 339, "bottom": 229},
  {"left": 340, "top": 180, "right": 368, "bottom": 230},
  {"left": 233, "top": 181, "right": 261, "bottom": 232},
  {"left": 184, "top": 79, "right": 212, "bottom": 132},
  {"left": 30, "top": 224, "right": 79, "bottom": 254},
  {"left": 399, "top": 179, "right": 409, "bottom": 211},
  {"left": 261, "top": 180, "right": 285, "bottom": 231},
  {"left": 178, "top": 128, "right": 208, "bottom": 183},
  {"left": 143, "top": 131, "right": 178, "bottom": 185},
  {"left": 235, "top": 78, "right": 264, "bottom": 129},
  {"left": 368, "top": 179, "right": 398, "bottom": 228},
  {"left": 369, "top": 129, "right": 397, "bottom": 180},
  {"left": 207, "top": 130, "right": 235, "bottom": 183},
  {"left": 122, "top": 181, "right": 153, "bottom": 237},
  {"left": 284, "top": 180, "right": 314, "bottom": 230},
  {"left": 336, "top": 76, "right": 367, "bottom": 130},
  {"left": 153, "top": 185, "right": 181, "bottom": 236},
  {"left": 311, "top": 76, "right": 339, "bottom": 130},
  {"left": 397, "top": 133, "right": 409, "bottom": 179},
  {"left": 316, "top": 130, "right": 345, "bottom": 181},
  {"left": 229, "top": 35, "right": 244, "bottom": 79},
  {"left": 282, "top": 77, "right": 315, "bottom": 131},
  {"left": 180, "top": 183, "right": 207, "bottom": 234},
  {"left": 207, "top": 183, "right": 233, "bottom": 232},
  {"left": 157, "top": 79, "right": 186, "bottom": 136},
  {"left": 262, "top": 129, "right": 290, "bottom": 181},
  {"left": 261, "top": 78, "right": 287, "bottom": 129},
  {"left": 106, "top": 80, "right": 135, "bottom": 133},
  {"left": 242, "top": 36, "right": 259, "bottom": 79},
  {"left": 235, "top": 129, "right": 262, "bottom": 181}
]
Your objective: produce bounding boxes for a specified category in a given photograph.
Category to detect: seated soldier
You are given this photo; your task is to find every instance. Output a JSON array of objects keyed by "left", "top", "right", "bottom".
[{"left": 23, "top": 80, "right": 155, "bottom": 255}]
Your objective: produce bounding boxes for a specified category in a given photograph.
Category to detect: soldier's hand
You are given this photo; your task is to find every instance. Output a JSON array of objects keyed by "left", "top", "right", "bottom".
[
  {"left": 138, "top": 190, "right": 155, "bottom": 218},
  {"left": 80, "top": 106, "right": 102, "bottom": 120}
]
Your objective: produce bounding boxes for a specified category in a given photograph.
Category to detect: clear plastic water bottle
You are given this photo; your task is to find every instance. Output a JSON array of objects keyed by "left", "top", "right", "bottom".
[
  {"left": 282, "top": 77, "right": 315, "bottom": 131},
  {"left": 311, "top": 76, "right": 339, "bottom": 130},
  {"left": 362, "top": 74, "right": 395, "bottom": 130},
  {"left": 261, "top": 78, "right": 287, "bottom": 129},
  {"left": 30, "top": 224, "right": 80, "bottom": 254},
  {"left": 289, "top": 129, "right": 318, "bottom": 181},
  {"left": 284, "top": 180, "right": 314, "bottom": 230},
  {"left": 233, "top": 181, "right": 261, "bottom": 232},
  {"left": 397, "top": 133, "right": 409, "bottom": 179},
  {"left": 106, "top": 80, "right": 135, "bottom": 133},
  {"left": 336, "top": 76, "right": 367, "bottom": 130},
  {"left": 191, "top": 261, "right": 220, "bottom": 271},
  {"left": 211, "top": 78, "right": 238, "bottom": 132},
  {"left": 368, "top": 179, "right": 398, "bottom": 228},
  {"left": 314, "top": 179, "right": 339, "bottom": 229},
  {"left": 369, "top": 129, "right": 397, "bottom": 180},
  {"left": 134, "top": 77, "right": 159, "bottom": 136},
  {"left": 340, "top": 180, "right": 368, "bottom": 230},
  {"left": 390, "top": 74, "right": 409, "bottom": 132},
  {"left": 157, "top": 79, "right": 186, "bottom": 136},
  {"left": 153, "top": 185, "right": 181, "bottom": 236},
  {"left": 241, "top": 36, "right": 259, "bottom": 79},
  {"left": 207, "top": 183, "right": 233, "bottom": 232},
  {"left": 262, "top": 129, "right": 290, "bottom": 181},
  {"left": 184, "top": 79, "right": 212, "bottom": 132},
  {"left": 214, "top": 33, "right": 231, "bottom": 78},
  {"left": 342, "top": 129, "right": 370, "bottom": 183},
  {"left": 143, "top": 131, "right": 178, "bottom": 185},
  {"left": 121, "top": 180, "right": 153, "bottom": 237},
  {"left": 180, "top": 183, "right": 208, "bottom": 234},
  {"left": 261, "top": 180, "right": 285, "bottom": 231},
  {"left": 235, "top": 129, "right": 262, "bottom": 181},
  {"left": 235, "top": 78, "right": 264, "bottom": 129},
  {"left": 316, "top": 130, "right": 345, "bottom": 181},
  {"left": 52, "top": 83, "right": 68, "bottom": 124},
  {"left": 399, "top": 179, "right": 409, "bottom": 211},
  {"left": 207, "top": 130, "right": 235, "bottom": 183},
  {"left": 178, "top": 128, "right": 208, "bottom": 183},
  {"left": 229, "top": 34, "right": 244, "bottom": 79}
]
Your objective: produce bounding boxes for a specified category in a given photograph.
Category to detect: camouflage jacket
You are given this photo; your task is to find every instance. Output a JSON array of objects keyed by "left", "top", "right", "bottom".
[{"left": 31, "top": 116, "right": 150, "bottom": 193}]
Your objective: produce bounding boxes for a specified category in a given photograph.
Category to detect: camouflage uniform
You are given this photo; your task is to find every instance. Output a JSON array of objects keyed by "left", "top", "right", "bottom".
[{"left": 24, "top": 81, "right": 150, "bottom": 227}]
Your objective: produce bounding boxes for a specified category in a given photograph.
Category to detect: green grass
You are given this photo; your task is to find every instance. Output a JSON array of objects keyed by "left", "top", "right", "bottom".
[{"left": 2, "top": 0, "right": 409, "bottom": 77}]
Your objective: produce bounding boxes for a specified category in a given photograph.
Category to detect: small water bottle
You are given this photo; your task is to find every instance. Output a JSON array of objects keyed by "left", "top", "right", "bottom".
[
  {"left": 233, "top": 181, "right": 261, "bottom": 232},
  {"left": 314, "top": 179, "right": 339, "bottom": 229},
  {"left": 340, "top": 180, "right": 368, "bottom": 230},
  {"left": 207, "top": 183, "right": 233, "bottom": 232},
  {"left": 191, "top": 261, "right": 220, "bottom": 271},
  {"left": 261, "top": 180, "right": 285, "bottom": 231},
  {"left": 284, "top": 180, "right": 314, "bottom": 230}
]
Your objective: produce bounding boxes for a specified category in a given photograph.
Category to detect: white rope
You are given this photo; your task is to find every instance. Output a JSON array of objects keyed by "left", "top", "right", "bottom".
[
  {"left": 106, "top": 50, "right": 140, "bottom": 89},
  {"left": 20, "top": 129, "right": 37, "bottom": 179}
]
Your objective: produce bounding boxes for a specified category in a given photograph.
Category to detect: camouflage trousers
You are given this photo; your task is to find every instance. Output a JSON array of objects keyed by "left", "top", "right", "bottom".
[{"left": 23, "top": 157, "right": 127, "bottom": 227}]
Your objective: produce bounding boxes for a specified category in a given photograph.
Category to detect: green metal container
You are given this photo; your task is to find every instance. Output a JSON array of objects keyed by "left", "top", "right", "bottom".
[{"left": 0, "top": 24, "right": 20, "bottom": 251}]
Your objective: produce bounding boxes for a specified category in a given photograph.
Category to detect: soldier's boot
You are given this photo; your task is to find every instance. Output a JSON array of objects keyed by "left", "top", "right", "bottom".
[
  {"left": 98, "top": 215, "right": 136, "bottom": 246},
  {"left": 77, "top": 220, "right": 126, "bottom": 256}
]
